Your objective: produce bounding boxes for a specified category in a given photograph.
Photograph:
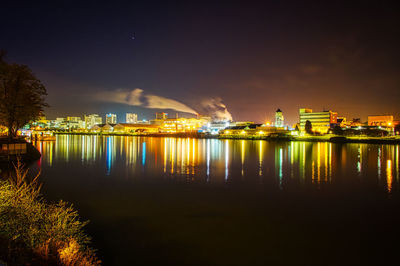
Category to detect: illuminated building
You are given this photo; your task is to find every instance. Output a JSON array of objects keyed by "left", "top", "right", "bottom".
[
  {"left": 53, "top": 118, "right": 67, "bottom": 129},
  {"left": 126, "top": 113, "right": 138, "bottom": 123},
  {"left": 24, "top": 116, "right": 51, "bottom": 130},
  {"left": 230, "top": 121, "right": 254, "bottom": 127},
  {"left": 204, "top": 121, "right": 230, "bottom": 135},
  {"left": 160, "top": 117, "right": 209, "bottom": 133},
  {"left": 368, "top": 115, "right": 394, "bottom": 127},
  {"left": 220, "top": 124, "right": 290, "bottom": 136},
  {"left": 90, "top": 124, "right": 114, "bottom": 133},
  {"left": 113, "top": 123, "right": 160, "bottom": 133},
  {"left": 106, "top": 113, "right": 117, "bottom": 124},
  {"left": 66, "top": 116, "right": 85, "bottom": 129},
  {"left": 84, "top": 114, "right": 103, "bottom": 129},
  {"left": 0, "top": 126, "right": 7, "bottom": 136},
  {"left": 336, "top": 116, "right": 347, "bottom": 127},
  {"left": 156, "top": 112, "right": 168, "bottom": 120},
  {"left": 66, "top": 116, "right": 81, "bottom": 122},
  {"left": 299, "top": 108, "right": 338, "bottom": 133},
  {"left": 102, "top": 124, "right": 114, "bottom": 132},
  {"left": 275, "top": 108, "right": 284, "bottom": 127}
]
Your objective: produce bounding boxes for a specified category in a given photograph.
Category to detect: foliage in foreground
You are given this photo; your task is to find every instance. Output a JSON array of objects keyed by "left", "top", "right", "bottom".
[
  {"left": 0, "top": 162, "right": 100, "bottom": 265},
  {"left": 0, "top": 50, "right": 48, "bottom": 138}
]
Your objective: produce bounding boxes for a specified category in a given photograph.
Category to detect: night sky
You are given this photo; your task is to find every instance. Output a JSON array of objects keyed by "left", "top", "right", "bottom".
[{"left": 1, "top": 1, "right": 399, "bottom": 124}]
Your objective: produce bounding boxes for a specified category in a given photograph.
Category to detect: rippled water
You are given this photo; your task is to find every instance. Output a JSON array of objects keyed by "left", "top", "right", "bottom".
[
  {"left": 30, "top": 135, "right": 400, "bottom": 265},
  {"left": 34, "top": 135, "right": 400, "bottom": 192}
]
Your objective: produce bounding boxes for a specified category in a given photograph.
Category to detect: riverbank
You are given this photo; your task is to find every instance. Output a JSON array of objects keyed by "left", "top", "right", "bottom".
[
  {"left": 0, "top": 163, "right": 99, "bottom": 265},
  {"left": 294, "top": 135, "right": 400, "bottom": 144},
  {"left": 54, "top": 132, "right": 400, "bottom": 144}
]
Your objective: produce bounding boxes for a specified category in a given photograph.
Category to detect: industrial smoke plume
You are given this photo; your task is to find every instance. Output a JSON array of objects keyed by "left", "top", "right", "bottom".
[
  {"left": 96, "top": 88, "right": 233, "bottom": 121},
  {"left": 198, "top": 98, "right": 233, "bottom": 121},
  {"left": 96, "top": 88, "right": 198, "bottom": 115}
]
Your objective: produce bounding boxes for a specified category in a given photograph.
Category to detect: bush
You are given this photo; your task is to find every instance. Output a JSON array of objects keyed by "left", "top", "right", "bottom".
[
  {"left": 305, "top": 120, "right": 313, "bottom": 134},
  {"left": 332, "top": 125, "right": 343, "bottom": 135},
  {"left": 0, "top": 161, "right": 100, "bottom": 265}
]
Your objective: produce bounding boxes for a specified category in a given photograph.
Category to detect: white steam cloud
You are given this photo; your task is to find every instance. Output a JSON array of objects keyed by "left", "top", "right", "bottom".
[
  {"left": 200, "top": 98, "right": 233, "bottom": 121},
  {"left": 96, "top": 89, "right": 233, "bottom": 121},
  {"left": 146, "top": 94, "right": 197, "bottom": 114},
  {"left": 96, "top": 88, "right": 197, "bottom": 115},
  {"left": 96, "top": 88, "right": 144, "bottom": 106}
]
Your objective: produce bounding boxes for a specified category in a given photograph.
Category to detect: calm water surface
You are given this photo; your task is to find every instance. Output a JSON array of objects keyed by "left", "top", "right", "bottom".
[
  {"left": 31, "top": 135, "right": 400, "bottom": 265},
  {"left": 34, "top": 135, "right": 400, "bottom": 190}
]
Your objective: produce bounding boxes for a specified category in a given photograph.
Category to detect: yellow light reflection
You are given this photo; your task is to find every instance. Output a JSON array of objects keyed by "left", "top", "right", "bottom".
[
  {"left": 290, "top": 142, "right": 294, "bottom": 178},
  {"left": 180, "top": 138, "right": 184, "bottom": 174},
  {"left": 312, "top": 161, "right": 315, "bottom": 182},
  {"left": 317, "top": 143, "right": 321, "bottom": 183},
  {"left": 192, "top": 139, "right": 196, "bottom": 175},
  {"left": 225, "top": 140, "right": 229, "bottom": 181},
  {"left": 324, "top": 142, "right": 328, "bottom": 181},
  {"left": 207, "top": 139, "right": 210, "bottom": 178},
  {"left": 329, "top": 143, "right": 332, "bottom": 181},
  {"left": 81, "top": 135, "right": 85, "bottom": 162},
  {"left": 302, "top": 142, "right": 305, "bottom": 180},
  {"left": 163, "top": 138, "right": 167, "bottom": 173},
  {"left": 66, "top": 135, "right": 70, "bottom": 162},
  {"left": 186, "top": 139, "right": 190, "bottom": 174},
  {"left": 241, "top": 140, "right": 245, "bottom": 177},
  {"left": 177, "top": 138, "right": 182, "bottom": 174},
  {"left": 48, "top": 141, "right": 53, "bottom": 166},
  {"left": 396, "top": 146, "right": 399, "bottom": 181},
  {"left": 279, "top": 148, "right": 283, "bottom": 188},
  {"left": 259, "top": 141, "right": 263, "bottom": 177},
  {"left": 93, "top": 135, "right": 97, "bottom": 161},
  {"left": 171, "top": 138, "right": 175, "bottom": 174},
  {"left": 387, "top": 160, "right": 393, "bottom": 193}
]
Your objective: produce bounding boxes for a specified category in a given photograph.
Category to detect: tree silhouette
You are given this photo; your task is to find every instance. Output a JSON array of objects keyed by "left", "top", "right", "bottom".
[
  {"left": 0, "top": 52, "right": 48, "bottom": 138},
  {"left": 332, "top": 125, "right": 343, "bottom": 135},
  {"left": 305, "top": 120, "right": 313, "bottom": 134},
  {"left": 394, "top": 123, "right": 400, "bottom": 135}
]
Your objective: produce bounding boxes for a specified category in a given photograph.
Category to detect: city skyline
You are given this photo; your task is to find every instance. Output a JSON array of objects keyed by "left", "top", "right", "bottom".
[
  {"left": 2, "top": 2, "right": 400, "bottom": 265},
  {"left": 1, "top": 1, "right": 400, "bottom": 125}
]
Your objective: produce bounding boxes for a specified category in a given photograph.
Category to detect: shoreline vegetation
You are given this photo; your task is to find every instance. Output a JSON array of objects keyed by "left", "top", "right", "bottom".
[
  {"left": 0, "top": 52, "right": 100, "bottom": 265},
  {"left": 0, "top": 161, "right": 100, "bottom": 265},
  {"left": 53, "top": 131, "right": 400, "bottom": 144}
]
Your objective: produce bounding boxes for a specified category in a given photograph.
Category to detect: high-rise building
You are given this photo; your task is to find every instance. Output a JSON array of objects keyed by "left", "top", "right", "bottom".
[
  {"left": 299, "top": 108, "right": 337, "bottom": 133},
  {"left": 155, "top": 112, "right": 168, "bottom": 120},
  {"left": 66, "top": 116, "right": 81, "bottom": 122},
  {"left": 54, "top": 117, "right": 66, "bottom": 129},
  {"left": 126, "top": 113, "right": 138, "bottom": 123},
  {"left": 106, "top": 113, "right": 117, "bottom": 124},
  {"left": 275, "top": 108, "right": 284, "bottom": 127},
  {"left": 66, "top": 116, "right": 85, "bottom": 129},
  {"left": 84, "top": 114, "right": 103, "bottom": 129}
]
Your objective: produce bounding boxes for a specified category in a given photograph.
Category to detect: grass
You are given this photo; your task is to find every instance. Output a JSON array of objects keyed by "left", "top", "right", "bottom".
[{"left": 0, "top": 161, "right": 100, "bottom": 265}]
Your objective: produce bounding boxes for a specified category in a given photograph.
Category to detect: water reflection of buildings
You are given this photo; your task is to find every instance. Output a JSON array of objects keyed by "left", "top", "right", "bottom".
[
  {"left": 274, "top": 142, "right": 333, "bottom": 188},
  {"left": 34, "top": 136, "right": 400, "bottom": 192}
]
